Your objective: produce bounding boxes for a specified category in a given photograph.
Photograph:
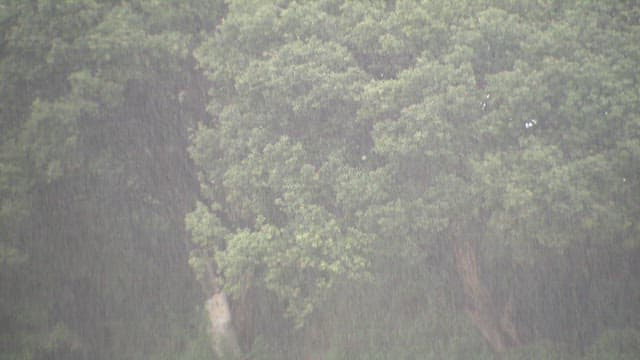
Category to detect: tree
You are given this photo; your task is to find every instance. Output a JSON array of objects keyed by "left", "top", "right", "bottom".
[
  {"left": 1, "top": 0, "right": 223, "bottom": 358},
  {"left": 189, "top": 0, "right": 640, "bottom": 358}
]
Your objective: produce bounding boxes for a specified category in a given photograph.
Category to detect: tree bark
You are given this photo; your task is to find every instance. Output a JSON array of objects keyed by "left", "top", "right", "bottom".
[
  {"left": 453, "top": 240, "right": 520, "bottom": 355},
  {"left": 203, "top": 263, "right": 242, "bottom": 359},
  {"left": 206, "top": 292, "right": 242, "bottom": 359}
]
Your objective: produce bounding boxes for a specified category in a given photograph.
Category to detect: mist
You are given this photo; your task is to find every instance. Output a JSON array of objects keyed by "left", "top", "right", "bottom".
[{"left": 1, "top": 1, "right": 639, "bottom": 359}]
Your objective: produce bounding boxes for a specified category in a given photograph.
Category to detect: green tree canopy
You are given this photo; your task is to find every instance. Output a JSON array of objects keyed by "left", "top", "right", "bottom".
[
  {"left": 189, "top": 0, "right": 640, "bottom": 358},
  {"left": 1, "top": 0, "right": 222, "bottom": 358}
]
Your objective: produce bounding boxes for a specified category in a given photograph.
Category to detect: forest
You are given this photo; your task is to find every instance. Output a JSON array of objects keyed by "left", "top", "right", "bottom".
[{"left": 1, "top": 0, "right": 639, "bottom": 359}]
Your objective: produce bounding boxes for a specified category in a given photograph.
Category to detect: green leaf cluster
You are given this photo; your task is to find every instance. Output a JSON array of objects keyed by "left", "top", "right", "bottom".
[{"left": 188, "top": 0, "right": 640, "bottom": 358}]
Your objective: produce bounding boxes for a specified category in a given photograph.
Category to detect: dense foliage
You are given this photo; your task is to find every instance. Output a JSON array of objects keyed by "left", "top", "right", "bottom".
[
  {"left": 1, "top": 0, "right": 639, "bottom": 359},
  {"left": 0, "top": 1, "right": 222, "bottom": 359},
  {"left": 189, "top": 0, "right": 640, "bottom": 358}
]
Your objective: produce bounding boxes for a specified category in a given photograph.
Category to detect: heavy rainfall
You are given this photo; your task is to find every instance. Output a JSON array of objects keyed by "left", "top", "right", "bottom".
[{"left": 1, "top": 1, "right": 639, "bottom": 359}]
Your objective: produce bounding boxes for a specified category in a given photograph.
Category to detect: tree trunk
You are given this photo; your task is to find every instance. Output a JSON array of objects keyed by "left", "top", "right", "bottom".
[
  {"left": 203, "top": 263, "right": 242, "bottom": 359},
  {"left": 453, "top": 240, "right": 520, "bottom": 355},
  {"left": 206, "top": 292, "right": 242, "bottom": 359}
]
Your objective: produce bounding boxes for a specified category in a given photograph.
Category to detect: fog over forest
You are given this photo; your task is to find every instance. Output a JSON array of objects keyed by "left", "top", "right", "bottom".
[{"left": 1, "top": 1, "right": 639, "bottom": 359}]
